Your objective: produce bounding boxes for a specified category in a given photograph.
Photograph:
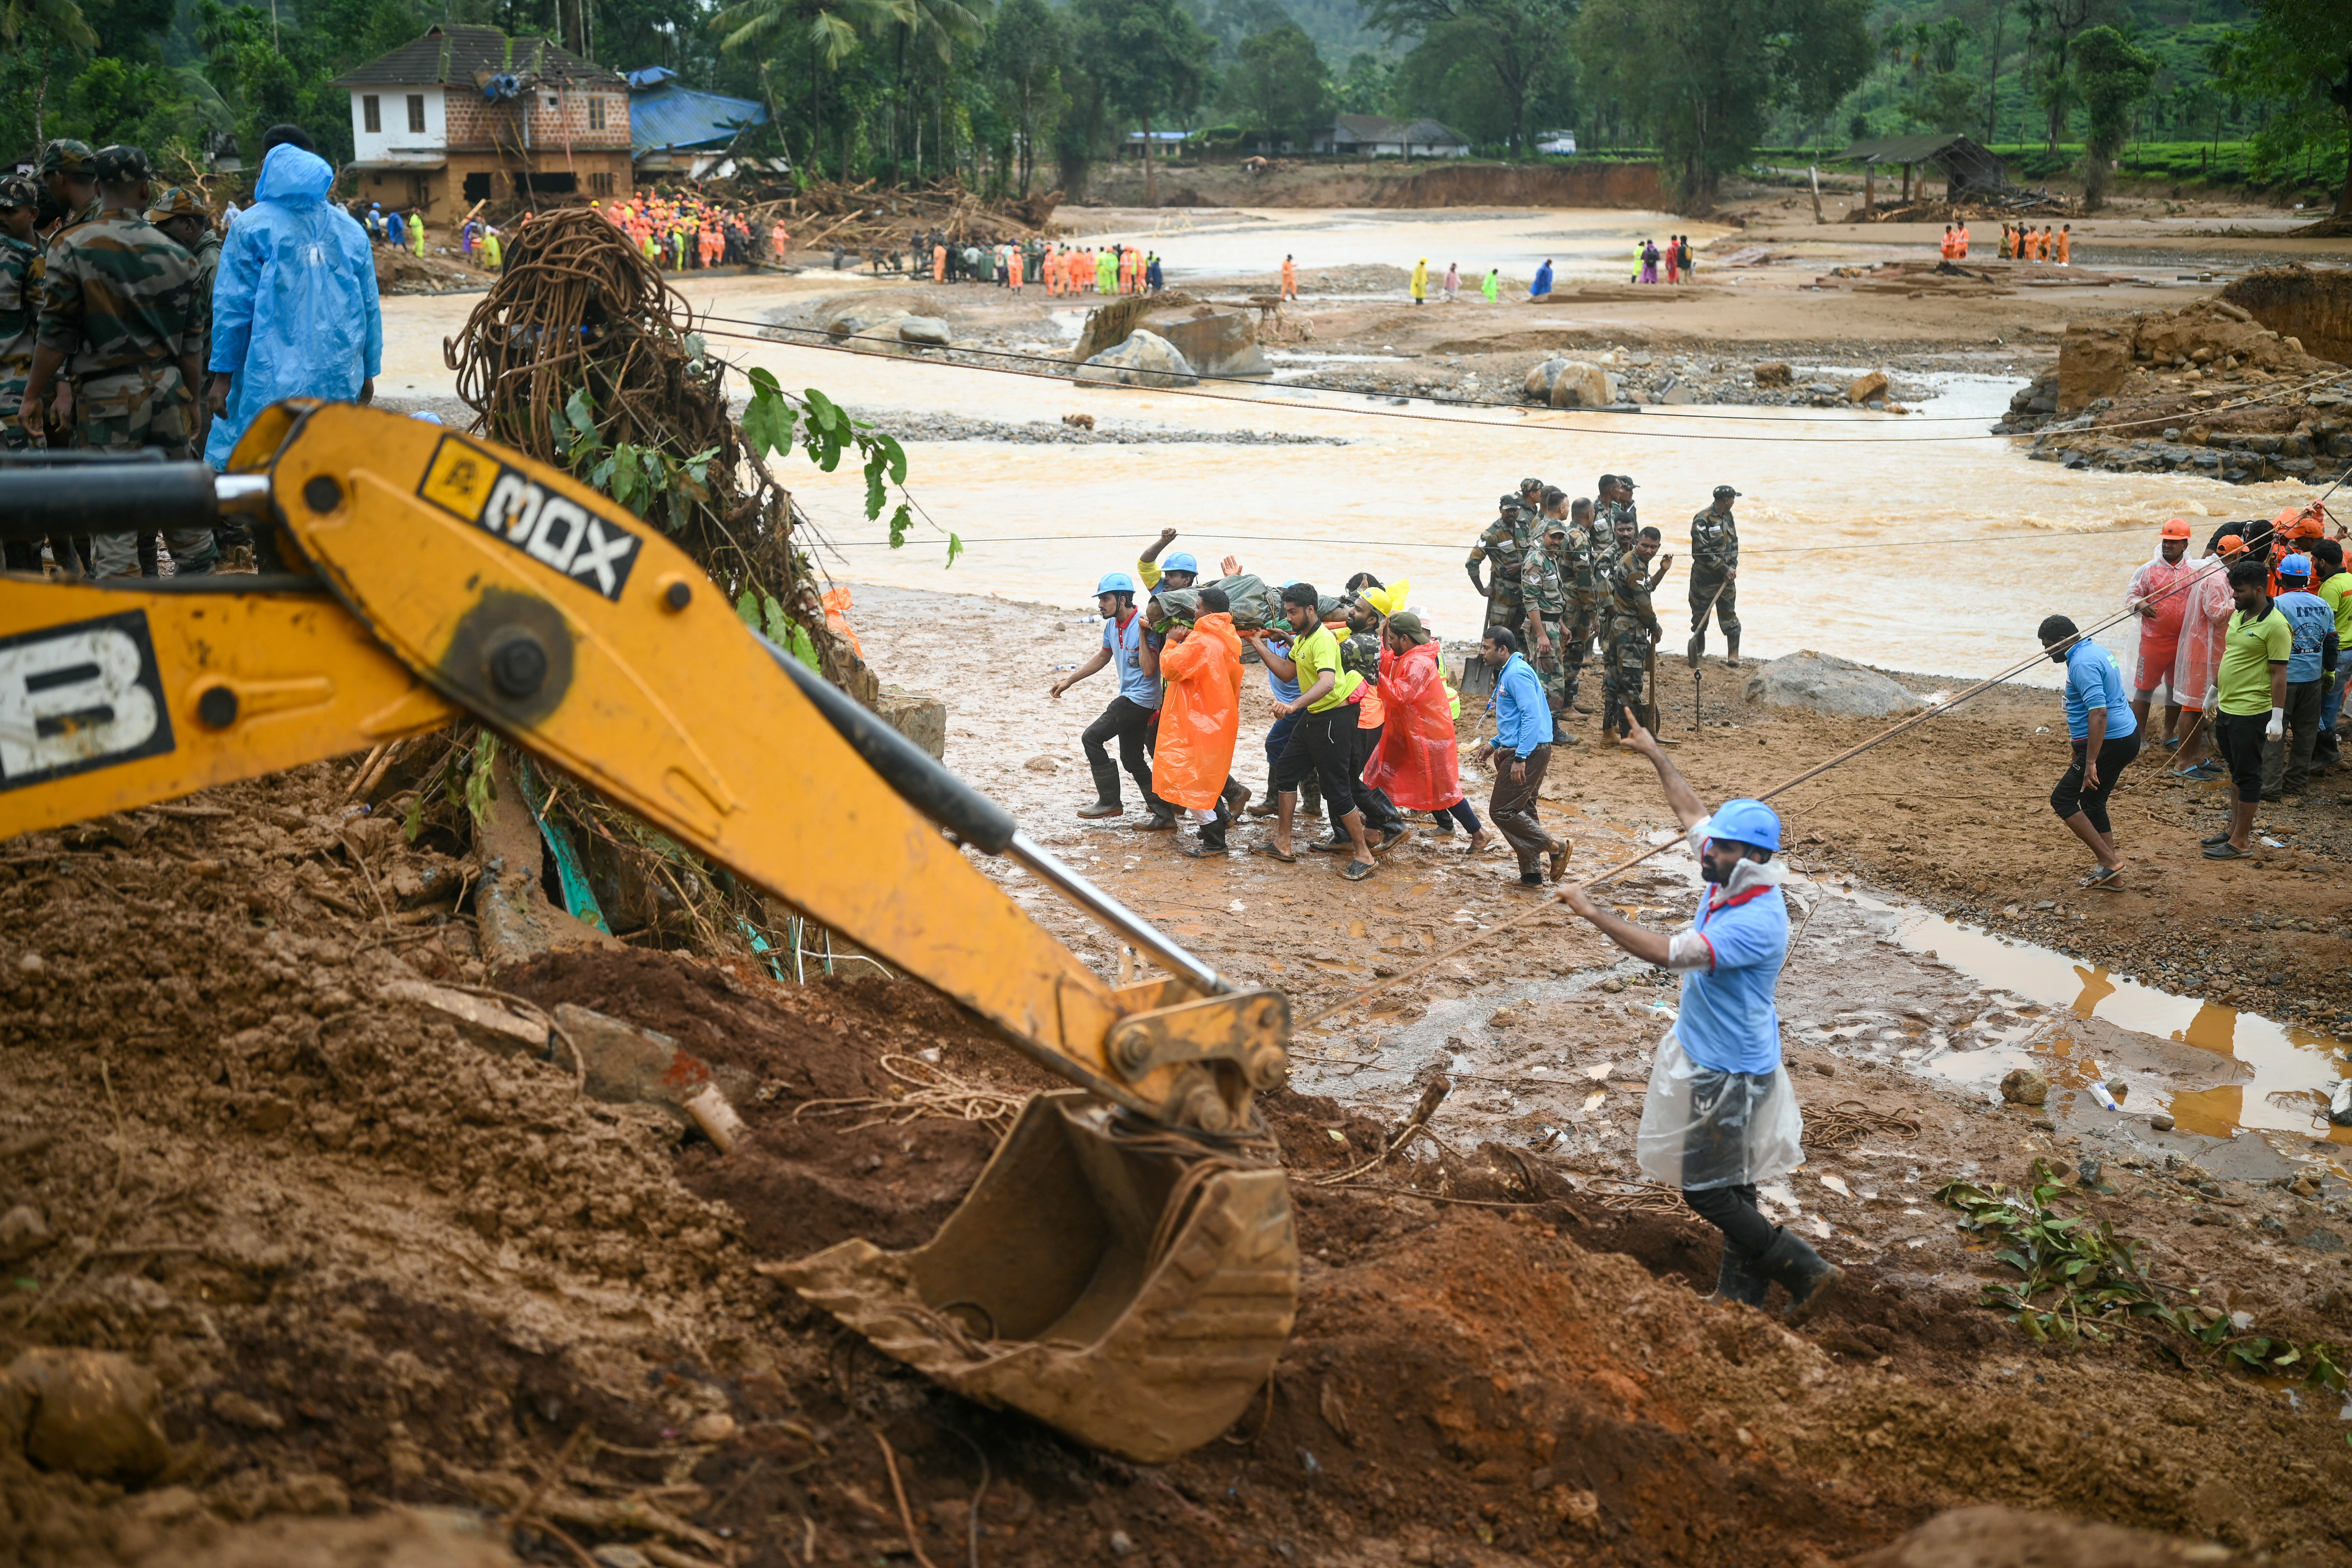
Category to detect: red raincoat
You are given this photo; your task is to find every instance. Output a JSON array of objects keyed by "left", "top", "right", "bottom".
[
  {"left": 1151, "top": 613, "right": 1244, "bottom": 810},
  {"left": 1363, "top": 640, "right": 1463, "bottom": 810}
]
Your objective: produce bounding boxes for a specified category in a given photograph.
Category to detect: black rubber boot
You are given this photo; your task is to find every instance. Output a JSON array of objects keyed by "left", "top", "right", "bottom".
[
  {"left": 1756, "top": 1227, "right": 1841, "bottom": 1324},
  {"left": 1706, "top": 1242, "right": 1770, "bottom": 1307}
]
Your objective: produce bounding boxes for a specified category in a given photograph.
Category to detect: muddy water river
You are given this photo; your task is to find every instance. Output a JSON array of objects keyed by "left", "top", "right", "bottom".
[{"left": 727, "top": 224, "right": 2313, "bottom": 685}]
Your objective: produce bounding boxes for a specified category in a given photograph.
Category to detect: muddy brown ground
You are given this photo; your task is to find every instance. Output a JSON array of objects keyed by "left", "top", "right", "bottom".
[{"left": 7, "top": 575, "right": 2350, "bottom": 1566}]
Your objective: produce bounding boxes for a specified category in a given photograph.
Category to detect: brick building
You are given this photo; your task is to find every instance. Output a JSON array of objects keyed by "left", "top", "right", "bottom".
[{"left": 333, "top": 25, "right": 632, "bottom": 218}]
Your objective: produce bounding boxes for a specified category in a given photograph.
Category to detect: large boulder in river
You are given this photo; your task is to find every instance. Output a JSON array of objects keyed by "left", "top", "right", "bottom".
[
  {"left": 1743, "top": 650, "right": 1926, "bottom": 718},
  {"left": 896, "top": 316, "right": 952, "bottom": 347},
  {"left": 824, "top": 307, "right": 910, "bottom": 343},
  {"left": 1526, "top": 357, "right": 1616, "bottom": 407},
  {"left": 1549, "top": 360, "right": 1616, "bottom": 408},
  {"left": 1155, "top": 311, "right": 1271, "bottom": 377},
  {"left": 1077, "top": 330, "right": 1198, "bottom": 389}
]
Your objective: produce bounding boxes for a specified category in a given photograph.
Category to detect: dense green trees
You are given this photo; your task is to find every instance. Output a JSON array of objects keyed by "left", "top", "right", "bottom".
[
  {"left": 1220, "top": 22, "right": 1330, "bottom": 150},
  {"left": 0, "top": 0, "right": 2335, "bottom": 220},
  {"left": 1575, "top": 0, "right": 1874, "bottom": 205},
  {"left": 2072, "top": 23, "right": 2156, "bottom": 206},
  {"left": 2212, "top": 0, "right": 2352, "bottom": 221}
]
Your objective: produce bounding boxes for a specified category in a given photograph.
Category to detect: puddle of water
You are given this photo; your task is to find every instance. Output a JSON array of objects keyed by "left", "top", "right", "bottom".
[{"left": 1859, "top": 893, "right": 2352, "bottom": 1145}]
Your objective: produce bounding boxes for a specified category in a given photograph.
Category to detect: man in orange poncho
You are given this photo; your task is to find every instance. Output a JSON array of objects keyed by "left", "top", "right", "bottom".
[
  {"left": 1364, "top": 611, "right": 1490, "bottom": 855},
  {"left": 1153, "top": 587, "right": 1246, "bottom": 857}
]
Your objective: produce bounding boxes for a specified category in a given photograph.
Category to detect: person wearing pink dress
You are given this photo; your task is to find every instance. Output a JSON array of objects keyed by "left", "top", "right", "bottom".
[
  {"left": 2170, "top": 533, "right": 2249, "bottom": 776},
  {"left": 2124, "top": 519, "right": 2200, "bottom": 749}
]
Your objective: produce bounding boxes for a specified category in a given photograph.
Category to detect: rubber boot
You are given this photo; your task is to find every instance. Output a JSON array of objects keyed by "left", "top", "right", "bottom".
[
  {"left": 1705, "top": 1242, "right": 1769, "bottom": 1307},
  {"left": 1756, "top": 1227, "right": 1841, "bottom": 1324},
  {"left": 1076, "top": 800, "right": 1123, "bottom": 819},
  {"left": 1724, "top": 634, "right": 1742, "bottom": 670}
]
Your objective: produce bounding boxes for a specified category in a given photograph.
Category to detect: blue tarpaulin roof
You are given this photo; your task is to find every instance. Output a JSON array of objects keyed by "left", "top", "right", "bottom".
[{"left": 627, "top": 74, "right": 766, "bottom": 154}]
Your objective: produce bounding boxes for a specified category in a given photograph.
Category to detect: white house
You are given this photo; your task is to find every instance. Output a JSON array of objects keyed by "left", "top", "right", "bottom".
[{"left": 1312, "top": 115, "right": 1471, "bottom": 159}]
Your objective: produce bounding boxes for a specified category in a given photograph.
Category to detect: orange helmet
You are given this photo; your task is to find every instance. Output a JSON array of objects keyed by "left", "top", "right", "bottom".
[
  {"left": 2160, "top": 518, "right": 2193, "bottom": 540},
  {"left": 2290, "top": 511, "right": 2325, "bottom": 540},
  {"left": 2218, "top": 534, "right": 2246, "bottom": 556}
]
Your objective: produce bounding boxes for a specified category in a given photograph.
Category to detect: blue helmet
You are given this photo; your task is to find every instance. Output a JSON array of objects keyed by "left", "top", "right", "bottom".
[
  {"left": 2279, "top": 553, "right": 2313, "bottom": 579},
  {"left": 1708, "top": 798, "right": 1781, "bottom": 853},
  {"left": 1095, "top": 571, "right": 1138, "bottom": 597},
  {"left": 1163, "top": 551, "right": 1200, "bottom": 575}
]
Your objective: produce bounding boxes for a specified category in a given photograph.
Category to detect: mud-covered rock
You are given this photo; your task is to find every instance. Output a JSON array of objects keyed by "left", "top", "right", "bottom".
[
  {"left": 895, "top": 316, "right": 951, "bottom": 347},
  {"left": 3, "top": 1348, "right": 170, "bottom": 1483},
  {"left": 2000, "top": 1067, "right": 2049, "bottom": 1106},
  {"left": 1847, "top": 370, "right": 1889, "bottom": 403},
  {"left": 1077, "top": 330, "right": 1198, "bottom": 390},
  {"left": 1753, "top": 360, "right": 1793, "bottom": 386},
  {"left": 1743, "top": 651, "right": 1927, "bottom": 718}
]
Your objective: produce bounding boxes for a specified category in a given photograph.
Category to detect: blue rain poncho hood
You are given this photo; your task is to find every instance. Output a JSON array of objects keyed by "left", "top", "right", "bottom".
[{"left": 204, "top": 143, "right": 383, "bottom": 469}]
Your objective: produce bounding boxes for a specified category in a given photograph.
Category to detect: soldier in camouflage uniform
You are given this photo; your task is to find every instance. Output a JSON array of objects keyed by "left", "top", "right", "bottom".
[
  {"left": 1597, "top": 546, "right": 1662, "bottom": 742},
  {"left": 37, "top": 139, "right": 100, "bottom": 239},
  {"left": 1689, "top": 484, "right": 1742, "bottom": 666},
  {"left": 1466, "top": 490, "right": 1533, "bottom": 632},
  {"left": 0, "top": 175, "right": 42, "bottom": 454},
  {"left": 1558, "top": 494, "right": 1611, "bottom": 713},
  {"left": 148, "top": 185, "right": 249, "bottom": 570},
  {"left": 1525, "top": 513, "right": 1572, "bottom": 719},
  {"left": 21, "top": 146, "right": 218, "bottom": 578}
]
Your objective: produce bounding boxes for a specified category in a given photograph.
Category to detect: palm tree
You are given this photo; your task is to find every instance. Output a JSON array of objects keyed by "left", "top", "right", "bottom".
[
  {"left": 714, "top": 0, "right": 914, "bottom": 178},
  {"left": 2, "top": 0, "right": 98, "bottom": 146}
]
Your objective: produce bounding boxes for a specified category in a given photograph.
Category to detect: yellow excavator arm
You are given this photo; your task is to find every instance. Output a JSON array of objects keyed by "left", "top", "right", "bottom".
[{"left": 0, "top": 404, "right": 1296, "bottom": 1463}]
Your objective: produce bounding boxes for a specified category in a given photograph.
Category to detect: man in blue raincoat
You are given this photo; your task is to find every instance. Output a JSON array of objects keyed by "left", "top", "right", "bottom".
[
  {"left": 1527, "top": 258, "right": 1554, "bottom": 300},
  {"left": 204, "top": 131, "right": 381, "bottom": 472}
]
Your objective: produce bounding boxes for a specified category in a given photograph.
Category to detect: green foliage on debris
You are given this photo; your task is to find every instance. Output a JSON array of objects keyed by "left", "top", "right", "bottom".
[{"left": 1939, "top": 1161, "right": 2347, "bottom": 1391}]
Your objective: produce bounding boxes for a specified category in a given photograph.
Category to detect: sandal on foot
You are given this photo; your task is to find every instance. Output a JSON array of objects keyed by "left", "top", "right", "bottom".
[
  {"left": 2080, "top": 865, "right": 2123, "bottom": 890},
  {"left": 1254, "top": 842, "right": 1297, "bottom": 864},
  {"left": 1342, "top": 859, "right": 1377, "bottom": 881}
]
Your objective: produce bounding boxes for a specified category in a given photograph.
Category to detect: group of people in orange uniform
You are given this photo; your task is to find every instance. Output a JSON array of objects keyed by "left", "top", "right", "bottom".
[
  {"left": 1940, "top": 220, "right": 2073, "bottom": 264},
  {"left": 592, "top": 195, "right": 788, "bottom": 272},
  {"left": 1999, "top": 222, "right": 2071, "bottom": 263}
]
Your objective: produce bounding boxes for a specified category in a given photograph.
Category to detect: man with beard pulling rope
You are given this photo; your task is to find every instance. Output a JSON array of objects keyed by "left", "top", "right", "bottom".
[{"left": 1552, "top": 713, "right": 1837, "bottom": 1320}]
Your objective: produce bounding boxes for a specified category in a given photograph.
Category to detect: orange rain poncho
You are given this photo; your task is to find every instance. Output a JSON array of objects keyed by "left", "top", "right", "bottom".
[
  {"left": 1363, "top": 639, "right": 1463, "bottom": 811},
  {"left": 1151, "top": 613, "right": 1244, "bottom": 810}
]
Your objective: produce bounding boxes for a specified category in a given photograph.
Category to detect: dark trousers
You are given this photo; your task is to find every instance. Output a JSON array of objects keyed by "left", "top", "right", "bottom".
[
  {"left": 1486, "top": 742, "right": 1557, "bottom": 874},
  {"left": 2261, "top": 678, "right": 2324, "bottom": 796},
  {"left": 1328, "top": 722, "right": 1401, "bottom": 834},
  {"left": 2050, "top": 730, "right": 2141, "bottom": 836},
  {"left": 1271, "top": 707, "right": 1360, "bottom": 807},
  {"left": 1263, "top": 710, "right": 1300, "bottom": 784},
  {"left": 1685, "top": 1183, "right": 1775, "bottom": 1256},
  {"left": 1082, "top": 695, "right": 1163, "bottom": 812},
  {"left": 2214, "top": 710, "right": 2269, "bottom": 806},
  {"left": 1437, "top": 801, "right": 1481, "bottom": 833}
]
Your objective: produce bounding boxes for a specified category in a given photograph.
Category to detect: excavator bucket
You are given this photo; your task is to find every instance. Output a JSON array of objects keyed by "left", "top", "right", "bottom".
[{"left": 772, "top": 1092, "right": 1298, "bottom": 1463}]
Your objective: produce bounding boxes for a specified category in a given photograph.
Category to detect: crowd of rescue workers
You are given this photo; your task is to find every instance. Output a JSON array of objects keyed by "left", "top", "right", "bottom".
[{"left": 1047, "top": 474, "right": 1745, "bottom": 885}]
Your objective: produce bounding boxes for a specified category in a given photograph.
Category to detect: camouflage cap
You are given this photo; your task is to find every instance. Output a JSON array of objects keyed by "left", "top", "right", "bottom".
[
  {"left": 1519, "top": 476, "right": 1543, "bottom": 491},
  {"left": 39, "top": 138, "right": 96, "bottom": 177},
  {"left": 92, "top": 145, "right": 155, "bottom": 184},
  {"left": 144, "top": 186, "right": 207, "bottom": 222},
  {"left": 0, "top": 173, "right": 38, "bottom": 210}
]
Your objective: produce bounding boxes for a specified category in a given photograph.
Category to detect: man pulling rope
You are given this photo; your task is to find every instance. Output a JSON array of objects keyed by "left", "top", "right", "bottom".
[{"left": 1552, "top": 715, "right": 1838, "bottom": 1321}]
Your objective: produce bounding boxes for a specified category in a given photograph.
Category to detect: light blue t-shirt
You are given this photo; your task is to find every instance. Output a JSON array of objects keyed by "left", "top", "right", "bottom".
[
  {"left": 1104, "top": 612, "right": 1160, "bottom": 708},
  {"left": 2276, "top": 591, "right": 2336, "bottom": 685},
  {"left": 2061, "top": 641, "right": 2138, "bottom": 742},
  {"left": 1676, "top": 814, "right": 1789, "bottom": 1075}
]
